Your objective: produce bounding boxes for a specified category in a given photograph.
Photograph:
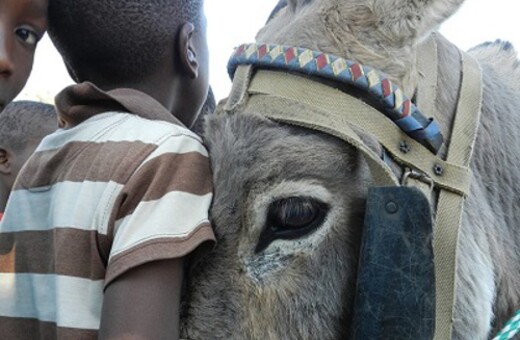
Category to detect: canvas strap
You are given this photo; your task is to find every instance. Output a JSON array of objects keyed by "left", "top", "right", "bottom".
[
  {"left": 224, "top": 65, "right": 399, "bottom": 187},
  {"left": 409, "top": 34, "right": 440, "bottom": 197},
  {"left": 245, "top": 69, "right": 471, "bottom": 196},
  {"left": 433, "top": 52, "right": 483, "bottom": 340},
  {"left": 228, "top": 43, "right": 445, "bottom": 154},
  {"left": 416, "top": 33, "right": 439, "bottom": 120}
]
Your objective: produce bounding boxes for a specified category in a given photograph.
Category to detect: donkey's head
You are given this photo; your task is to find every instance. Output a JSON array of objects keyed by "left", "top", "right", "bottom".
[
  {"left": 181, "top": 0, "right": 466, "bottom": 339},
  {"left": 258, "top": 0, "right": 465, "bottom": 95},
  {"left": 182, "top": 114, "right": 372, "bottom": 339}
]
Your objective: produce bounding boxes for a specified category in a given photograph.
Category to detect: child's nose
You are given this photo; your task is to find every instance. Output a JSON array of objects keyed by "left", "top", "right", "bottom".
[{"left": 0, "top": 31, "right": 14, "bottom": 77}]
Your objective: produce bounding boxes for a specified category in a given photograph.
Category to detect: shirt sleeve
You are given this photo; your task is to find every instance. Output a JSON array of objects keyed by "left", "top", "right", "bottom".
[{"left": 104, "top": 133, "right": 215, "bottom": 288}]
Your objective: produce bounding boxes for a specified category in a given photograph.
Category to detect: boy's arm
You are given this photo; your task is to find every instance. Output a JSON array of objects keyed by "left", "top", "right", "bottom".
[
  {"left": 99, "top": 134, "right": 214, "bottom": 339},
  {"left": 99, "top": 258, "right": 183, "bottom": 340}
]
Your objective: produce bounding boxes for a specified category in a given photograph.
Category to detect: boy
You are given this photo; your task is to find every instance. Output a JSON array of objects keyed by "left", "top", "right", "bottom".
[
  {"left": 0, "top": 0, "right": 48, "bottom": 112},
  {"left": 0, "top": 0, "right": 215, "bottom": 339},
  {"left": 0, "top": 101, "right": 57, "bottom": 220}
]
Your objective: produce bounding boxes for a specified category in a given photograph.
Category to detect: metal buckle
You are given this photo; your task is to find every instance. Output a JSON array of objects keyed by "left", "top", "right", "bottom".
[{"left": 401, "top": 167, "right": 435, "bottom": 193}]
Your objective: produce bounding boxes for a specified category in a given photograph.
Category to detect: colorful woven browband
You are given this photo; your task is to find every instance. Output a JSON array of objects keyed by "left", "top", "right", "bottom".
[{"left": 228, "top": 43, "right": 444, "bottom": 154}]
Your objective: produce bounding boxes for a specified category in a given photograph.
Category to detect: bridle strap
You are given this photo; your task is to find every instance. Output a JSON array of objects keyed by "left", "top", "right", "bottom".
[
  {"left": 416, "top": 33, "right": 439, "bottom": 119},
  {"left": 222, "top": 65, "right": 399, "bottom": 187},
  {"left": 433, "top": 51, "right": 483, "bottom": 340},
  {"left": 228, "top": 44, "right": 445, "bottom": 154},
  {"left": 246, "top": 69, "right": 471, "bottom": 196},
  {"left": 220, "top": 45, "right": 483, "bottom": 340},
  {"left": 409, "top": 34, "right": 440, "bottom": 198}
]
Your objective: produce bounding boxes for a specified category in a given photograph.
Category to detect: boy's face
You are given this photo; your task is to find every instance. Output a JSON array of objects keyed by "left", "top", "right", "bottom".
[{"left": 0, "top": 0, "right": 47, "bottom": 112}]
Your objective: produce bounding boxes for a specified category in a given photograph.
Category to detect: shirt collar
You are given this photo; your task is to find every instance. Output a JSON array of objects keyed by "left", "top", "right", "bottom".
[{"left": 54, "top": 82, "right": 184, "bottom": 129}]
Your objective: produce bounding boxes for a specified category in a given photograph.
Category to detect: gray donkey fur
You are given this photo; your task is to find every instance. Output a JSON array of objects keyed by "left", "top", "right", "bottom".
[{"left": 181, "top": 0, "right": 520, "bottom": 339}]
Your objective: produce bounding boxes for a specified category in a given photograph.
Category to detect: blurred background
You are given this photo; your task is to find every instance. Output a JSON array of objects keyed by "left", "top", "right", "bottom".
[{"left": 16, "top": 0, "right": 520, "bottom": 104}]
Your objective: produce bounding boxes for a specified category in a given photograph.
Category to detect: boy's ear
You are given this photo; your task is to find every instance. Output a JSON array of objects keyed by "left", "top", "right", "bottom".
[
  {"left": 0, "top": 148, "right": 11, "bottom": 175},
  {"left": 177, "top": 22, "right": 199, "bottom": 79}
]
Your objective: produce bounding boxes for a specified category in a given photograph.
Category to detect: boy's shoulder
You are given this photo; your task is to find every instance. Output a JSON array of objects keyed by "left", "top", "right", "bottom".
[
  {"left": 48, "top": 83, "right": 210, "bottom": 166},
  {"left": 126, "top": 113, "right": 202, "bottom": 140},
  {"left": 82, "top": 111, "right": 205, "bottom": 147},
  {"left": 36, "top": 112, "right": 208, "bottom": 167},
  {"left": 19, "top": 111, "right": 209, "bottom": 193},
  {"left": 115, "top": 112, "right": 207, "bottom": 152}
]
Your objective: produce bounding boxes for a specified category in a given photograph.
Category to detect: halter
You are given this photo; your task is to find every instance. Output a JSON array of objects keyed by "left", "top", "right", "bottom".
[
  {"left": 228, "top": 43, "right": 444, "bottom": 154},
  {"left": 221, "top": 41, "right": 483, "bottom": 339}
]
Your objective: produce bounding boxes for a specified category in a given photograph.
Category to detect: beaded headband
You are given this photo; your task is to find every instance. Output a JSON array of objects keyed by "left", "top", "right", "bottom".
[{"left": 228, "top": 43, "right": 444, "bottom": 154}]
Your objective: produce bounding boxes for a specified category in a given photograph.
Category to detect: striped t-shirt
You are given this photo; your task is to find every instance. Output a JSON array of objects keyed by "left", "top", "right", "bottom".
[{"left": 0, "top": 83, "right": 215, "bottom": 339}]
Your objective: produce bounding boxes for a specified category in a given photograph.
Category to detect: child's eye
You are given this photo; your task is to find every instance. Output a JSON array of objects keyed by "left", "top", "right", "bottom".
[{"left": 15, "top": 27, "right": 40, "bottom": 46}]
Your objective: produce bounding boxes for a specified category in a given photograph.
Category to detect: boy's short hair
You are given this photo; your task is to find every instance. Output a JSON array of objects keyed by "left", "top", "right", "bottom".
[
  {"left": 48, "top": 0, "right": 204, "bottom": 85},
  {"left": 0, "top": 101, "right": 57, "bottom": 150}
]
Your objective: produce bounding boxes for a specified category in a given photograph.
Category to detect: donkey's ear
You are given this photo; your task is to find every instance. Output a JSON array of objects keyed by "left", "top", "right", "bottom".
[
  {"left": 287, "top": 0, "right": 297, "bottom": 10},
  {"left": 348, "top": 0, "right": 466, "bottom": 46},
  {"left": 287, "top": 0, "right": 314, "bottom": 12},
  {"left": 267, "top": 0, "right": 288, "bottom": 23},
  {"left": 406, "top": 0, "right": 466, "bottom": 38}
]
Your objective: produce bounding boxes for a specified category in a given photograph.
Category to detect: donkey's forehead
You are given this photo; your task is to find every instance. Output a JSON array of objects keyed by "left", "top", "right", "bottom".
[{"left": 205, "top": 113, "right": 354, "bottom": 189}]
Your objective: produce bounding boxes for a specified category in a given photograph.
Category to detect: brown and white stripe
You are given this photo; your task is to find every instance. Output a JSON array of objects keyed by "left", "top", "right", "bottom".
[{"left": 0, "top": 111, "right": 215, "bottom": 338}]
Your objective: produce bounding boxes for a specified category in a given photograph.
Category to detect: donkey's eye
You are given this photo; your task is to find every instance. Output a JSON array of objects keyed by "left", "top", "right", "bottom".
[
  {"left": 255, "top": 197, "right": 329, "bottom": 253},
  {"left": 269, "top": 197, "right": 327, "bottom": 230}
]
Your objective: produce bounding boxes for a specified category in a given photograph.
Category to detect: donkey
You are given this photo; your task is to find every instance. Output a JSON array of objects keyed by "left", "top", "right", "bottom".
[{"left": 181, "top": 0, "right": 520, "bottom": 339}]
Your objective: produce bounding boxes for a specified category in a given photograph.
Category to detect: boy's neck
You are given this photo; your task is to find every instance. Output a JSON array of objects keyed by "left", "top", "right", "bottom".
[
  {"left": 95, "top": 76, "right": 193, "bottom": 127},
  {"left": 100, "top": 79, "right": 174, "bottom": 110}
]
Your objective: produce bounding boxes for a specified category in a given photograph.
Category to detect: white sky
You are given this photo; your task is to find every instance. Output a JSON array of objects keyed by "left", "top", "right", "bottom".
[{"left": 17, "top": 0, "right": 520, "bottom": 103}]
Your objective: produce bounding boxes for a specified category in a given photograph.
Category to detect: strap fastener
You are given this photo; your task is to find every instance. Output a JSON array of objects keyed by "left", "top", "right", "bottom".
[{"left": 402, "top": 168, "right": 435, "bottom": 193}]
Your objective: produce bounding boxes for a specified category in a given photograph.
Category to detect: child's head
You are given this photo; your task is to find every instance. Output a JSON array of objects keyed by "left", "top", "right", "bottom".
[
  {"left": 47, "top": 0, "right": 208, "bottom": 127},
  {"left": 0, "top": 0, "right": 48, "bottom": 112},
  {"left": 0, "top": 101, "right": 57, "bottom": 210}
]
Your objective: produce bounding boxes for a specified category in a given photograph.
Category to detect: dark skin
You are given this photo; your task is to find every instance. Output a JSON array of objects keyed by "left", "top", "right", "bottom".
[
  {"left": 0, "top": 140, "right": 40, "bottom": 211},
  {"left": 100, "top": 259, "right": 184, "bottom": 340},
  {"left": 0, "top": 0, "right": 47, "bottom": 112},
  {"left": 98, "top": 16, "right": 210, "bottom": 340}
]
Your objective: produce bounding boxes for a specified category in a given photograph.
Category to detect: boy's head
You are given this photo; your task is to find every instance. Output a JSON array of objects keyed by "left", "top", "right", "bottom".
[
  {"left": 0, "top": 101, "right": 57, "bottom": 210},
  {"left": 0, "top": 0, "right": 48, "bottom": 112},
  {"left": 48, "top": 0, "right": 209, "bottom": 127}
]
